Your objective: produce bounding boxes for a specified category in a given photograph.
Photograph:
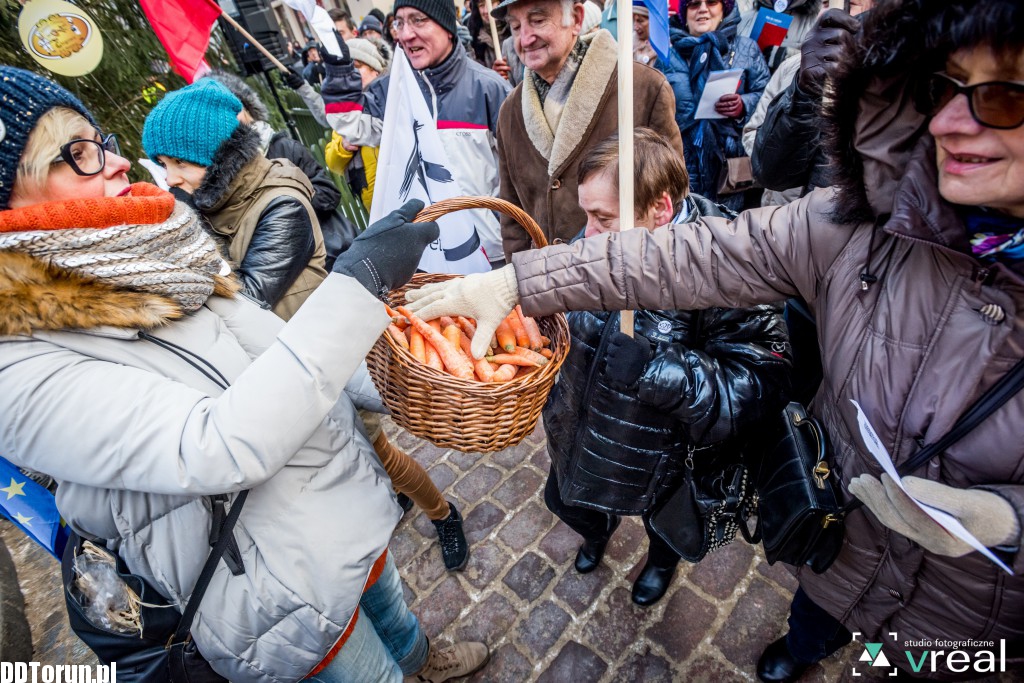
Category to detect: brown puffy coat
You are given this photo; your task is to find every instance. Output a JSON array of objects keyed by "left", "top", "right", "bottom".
[
  {"left": 496, "top": 30, "right": 683, "bottom": 260},
  {"left": 513, "top": 107, "right": 1024, "bottom": 683}
]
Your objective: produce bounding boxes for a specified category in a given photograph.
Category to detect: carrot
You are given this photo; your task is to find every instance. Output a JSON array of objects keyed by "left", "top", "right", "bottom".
[
  {"left": 485, "top": 353, "right": 543, "bottom": 367},
  {"left": 453, "top": 327, "right": 495, "bottom": 382},
  {"left": 495, "top": 318, "right": 516, "bottom": 352},
  {"left": 443, "top": 324, "right": 470, "bottom": 362},
  {"left": 398, "top": 307, "right": 475, "bottom": 380},
  {"left": 424, "top": 340, "right": 443, "bottom": 371},
  {"left": 515, "top": 365, "right": 539, "bottom": 379},
  {"left": 540, "top": 335, "right": 551, "bottom": 347},
  {"left": 388, "top": 324, "right": 409, "bottom": 349},
  {"left": 491, "top": 364, "right": 517, "bottom": 382},
  {"left": 384, "top": 304, "right": 401, "bottom": 318},
  {"left": 512, "top": 346, "right": 549, "bottom": 366},
  {"left": 384, "top": 304, "right": 408, "bottom": 327},
  {"left": 506, "top": 311, "right": 530, "bottom": 349},
  {"left": 409, "top": 328, "right": 426, "bottom": 363},
  {"left": 516, "top": 305, "right": 544, "bottom": 351},
  {"left": 456, "top": 316, "right": 477, "bottom": 339},
  {"left": 439, "top": 316, "right": 456, "bottom": 329},
  {"left": 539, "top": 348, "right": 553, "bottom": 359}
]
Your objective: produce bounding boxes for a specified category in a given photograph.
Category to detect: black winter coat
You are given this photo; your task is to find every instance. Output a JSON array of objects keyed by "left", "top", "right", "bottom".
[
  {"left": 542, "top": 196, "right": 792, "bottom": 515},
  {"left": 267, "top": 131, "right": 342, "bottom": 223}
]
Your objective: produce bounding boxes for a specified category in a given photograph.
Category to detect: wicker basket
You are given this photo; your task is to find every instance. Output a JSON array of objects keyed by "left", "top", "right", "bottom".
[{"left": 366, "top": 197, "right": 569, "bottom": 453}]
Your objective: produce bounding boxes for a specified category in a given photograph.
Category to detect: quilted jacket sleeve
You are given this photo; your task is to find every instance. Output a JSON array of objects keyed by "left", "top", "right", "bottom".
[
  {"left": 635, "top": 304, "right": 792, "bottom": 445},
  {"left": 237, "top": 197, "right": 315, "bottom": 309},
  {"left": 322, "top": 62, "right": 387, "bottom": 148}
]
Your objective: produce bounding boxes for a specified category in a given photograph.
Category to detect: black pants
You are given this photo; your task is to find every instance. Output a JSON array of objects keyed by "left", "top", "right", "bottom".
[
  {"left": 543, "top": 467, "right": 680, "bottom": 568},
  {"left": 785, "top": 587, "right": 853, "bottom": 663}
]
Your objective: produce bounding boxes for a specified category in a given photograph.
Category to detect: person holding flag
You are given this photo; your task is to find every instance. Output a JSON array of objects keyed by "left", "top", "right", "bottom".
[{"left": 320, "top": 0, "right": 511, "bottom": 272}]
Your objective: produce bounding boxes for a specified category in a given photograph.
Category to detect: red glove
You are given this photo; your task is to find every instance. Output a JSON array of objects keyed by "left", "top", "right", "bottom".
[{"left": 715, "top": 93, "right": 744, "bottom": 119}]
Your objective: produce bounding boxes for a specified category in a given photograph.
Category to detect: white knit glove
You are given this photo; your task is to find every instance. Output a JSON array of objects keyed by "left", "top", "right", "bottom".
[
  {"left": 848, "top": 474, "right": 1020, "bottom": 556},
  {"left": 404, "top": 264, "right": 520, "bottom": 359}
]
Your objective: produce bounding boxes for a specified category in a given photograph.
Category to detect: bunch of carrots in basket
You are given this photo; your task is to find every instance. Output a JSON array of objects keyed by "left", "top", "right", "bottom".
[{"left": 385, "top": 304, "right": 554, "bottom": 383}]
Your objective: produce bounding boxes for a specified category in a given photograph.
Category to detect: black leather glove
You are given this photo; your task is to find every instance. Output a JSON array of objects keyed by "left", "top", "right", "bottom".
[
  {"left": 320, "top": 31, "right": 352, "bottom": 66},
  {"left": 603, "top": 331, "right": 654, "bottom": 391},
  {"left": 282, "top": 66, "right": 305, "bottom": 90},
  {"left": 797, "top": 9, "right": 860, "bottom": 97},
  {"left": 333, "top": 199, "right": 439, "bottom": 298}
]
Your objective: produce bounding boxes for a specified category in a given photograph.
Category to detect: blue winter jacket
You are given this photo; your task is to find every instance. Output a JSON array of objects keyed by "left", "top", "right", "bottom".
[{"left": 657, "top": 11, "right": 770, "bottom": 206}]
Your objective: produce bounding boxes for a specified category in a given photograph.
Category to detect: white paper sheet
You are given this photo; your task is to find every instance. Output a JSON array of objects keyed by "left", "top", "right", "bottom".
[
  {"left": 851, "top": 400, "right": 1013, "bottom": 575},
  {"left": 694, "top": 68, "right": 744, "bottom": 120}
]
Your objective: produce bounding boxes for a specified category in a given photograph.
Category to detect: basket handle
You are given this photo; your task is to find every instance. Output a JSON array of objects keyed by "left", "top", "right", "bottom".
[{"left": 413, "top": 196, "right": 548, "bottom": 249}]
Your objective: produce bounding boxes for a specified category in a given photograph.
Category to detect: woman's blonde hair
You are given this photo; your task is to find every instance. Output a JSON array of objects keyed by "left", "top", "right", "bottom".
[{"left": 12, "top": 107, "right": 94, "bottom": 198}]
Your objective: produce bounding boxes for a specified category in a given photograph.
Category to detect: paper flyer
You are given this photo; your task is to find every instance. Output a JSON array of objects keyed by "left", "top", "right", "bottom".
[
  {"left": 850, "top": 400, "right": 1013, "bottom": 575},
  {"left": 694, "top": 68, "right": 743, "bottom": 120},
  {"left": 750, "top": 7, "right": 793, "bottom": 50}
]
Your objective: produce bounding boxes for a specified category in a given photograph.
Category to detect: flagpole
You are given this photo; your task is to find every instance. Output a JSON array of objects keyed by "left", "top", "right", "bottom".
[
  {"left": 483, "top": 0, "right": 502, "bottom": 60},
  {"left": 219, "top": 10, "right": 290, "bottom": 72},
  {"left": 617, "top": 0, "right": 635, "bottom": 337}
]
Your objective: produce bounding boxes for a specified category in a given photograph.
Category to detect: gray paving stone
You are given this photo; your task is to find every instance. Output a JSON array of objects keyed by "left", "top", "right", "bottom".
[
  {"left": 492, "top": 468, "right": 544, "bottom": 511},
  {"left": 453, "top": 465, "right": 503, "bottom": 503},
  {"left": 515, "top": 602, "right": 570, "bottom": 658},
  {"left": 713, "top": 577, "right": 791, "bottom": 669},
  {"left": 496, "top": 502, "right": 553, "bottom": 551},
  {"left": 463, "top": 501, "right": 506, "bottom": 545},
  {"left": 503, "top": 552, "right": 555, "bottom": 602},
  {"left": 537, "top": 641, "right": 608, "bottom": 683}
]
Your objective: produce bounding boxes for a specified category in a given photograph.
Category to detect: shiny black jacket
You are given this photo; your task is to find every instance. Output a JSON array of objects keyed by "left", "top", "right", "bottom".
[
  {"left": 542, "top": 196, "right": 792, "bottom": 515},
  {"left": 267, "top": 131, "right": 341, "bottom": 223}
]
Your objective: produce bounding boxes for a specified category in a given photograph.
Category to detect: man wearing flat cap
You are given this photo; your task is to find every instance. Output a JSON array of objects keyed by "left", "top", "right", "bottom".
[{"left": 494, "top": 0, "right": 683, "bottom": 258}]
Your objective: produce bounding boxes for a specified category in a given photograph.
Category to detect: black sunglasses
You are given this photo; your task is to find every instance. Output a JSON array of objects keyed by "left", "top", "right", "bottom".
[
  {"left": 919, "top": 72, "right": 1024, "bottom": 130},
  {"left": 52, "top": 133, "right": 121, "bottom": 177}
]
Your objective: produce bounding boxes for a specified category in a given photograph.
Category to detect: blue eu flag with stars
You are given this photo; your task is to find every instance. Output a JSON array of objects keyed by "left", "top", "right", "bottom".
[{"left": 0, "top": 456, "right": 70, "bottom": 559}]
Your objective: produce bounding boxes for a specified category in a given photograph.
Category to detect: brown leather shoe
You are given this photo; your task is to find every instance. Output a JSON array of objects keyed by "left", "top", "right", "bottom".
[{"left": 405, "top": 641, "right": 489, "bottom": 683}]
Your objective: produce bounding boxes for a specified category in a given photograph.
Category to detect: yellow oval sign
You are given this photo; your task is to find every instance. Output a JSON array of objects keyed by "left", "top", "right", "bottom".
[{"left": 18, "top": 0, "right": 104, "bottom": 77}]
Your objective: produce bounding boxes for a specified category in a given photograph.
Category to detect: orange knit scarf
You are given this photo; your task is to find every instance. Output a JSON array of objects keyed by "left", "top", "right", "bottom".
[{"left": 0, "top": 183, "right": 176, "bottom": 233}]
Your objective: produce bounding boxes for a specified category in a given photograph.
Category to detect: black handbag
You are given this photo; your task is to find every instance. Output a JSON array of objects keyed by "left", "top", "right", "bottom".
[
  {"left": 649, "top": 446, "right": 759, "bottom": 563},
  {"left": 63, "top": 490, "right": 248, "bottom": 682},
  {"left": 757, "top": 356, "right": 1024, "bottom": 574}
]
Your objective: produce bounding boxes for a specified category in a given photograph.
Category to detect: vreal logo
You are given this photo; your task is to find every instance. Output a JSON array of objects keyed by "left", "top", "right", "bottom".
[
  {"left": 851, "top": 631, "right": 899, "bottom": 677},
  {"left": 852, "top": 632, "right": 1009, "bottom": 676}
]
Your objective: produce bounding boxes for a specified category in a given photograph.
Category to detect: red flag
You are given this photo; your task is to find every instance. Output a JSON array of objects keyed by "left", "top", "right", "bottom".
[{"left": 140, "top": 0, "right": 223, "bottom": 83}]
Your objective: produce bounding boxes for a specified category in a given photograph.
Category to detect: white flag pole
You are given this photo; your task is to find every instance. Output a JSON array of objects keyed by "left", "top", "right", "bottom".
[{"left": 617, "top": 0, "right": 635, "bottom": 336}]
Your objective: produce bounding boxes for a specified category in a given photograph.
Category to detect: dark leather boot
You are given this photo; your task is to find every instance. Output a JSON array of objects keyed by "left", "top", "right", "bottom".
[
  {"left": 574, "top": 516, "right": 620, "bottom": 573},
  {"left": 432, "top": 502, "right": 469, "bottom": 571},
  {"left": 631, "top": 561, "right": 678, "bottom": 606},
  {"left": 396, "top": 492, "right": 414, "bottom": 515},
  {"left": 757, "top": 636, "right": 812, "bottom": 683}
]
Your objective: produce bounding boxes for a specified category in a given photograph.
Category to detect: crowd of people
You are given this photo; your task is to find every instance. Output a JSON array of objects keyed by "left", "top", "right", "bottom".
[{"left": 0, "top": 0, "right": 1022, "bottom": 681}]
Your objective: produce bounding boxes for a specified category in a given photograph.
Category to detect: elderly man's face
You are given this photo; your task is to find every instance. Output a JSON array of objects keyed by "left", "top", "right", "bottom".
[{"left": 507, "top": 0, "right": 585, "bottom": 84}]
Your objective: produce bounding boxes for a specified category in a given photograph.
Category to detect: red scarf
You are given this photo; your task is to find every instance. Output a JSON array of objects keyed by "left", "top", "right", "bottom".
[{"left": 0, "top": 183, "right": 176, "bottom": 233}]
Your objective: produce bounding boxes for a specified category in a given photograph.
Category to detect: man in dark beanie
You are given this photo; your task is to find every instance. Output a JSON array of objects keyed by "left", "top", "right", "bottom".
[{"left": 320, "top": 0, "right": 512, "bottom": 268}]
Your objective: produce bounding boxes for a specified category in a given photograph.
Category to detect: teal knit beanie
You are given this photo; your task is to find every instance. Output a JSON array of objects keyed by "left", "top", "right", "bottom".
[{"left": 142, "top": 79, "right": 242, "bottom": 168}]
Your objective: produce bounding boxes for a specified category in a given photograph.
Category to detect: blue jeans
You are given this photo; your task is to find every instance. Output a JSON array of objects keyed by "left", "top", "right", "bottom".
[{"left": 308, "top": 554, "right": 429, "bottom": 683}]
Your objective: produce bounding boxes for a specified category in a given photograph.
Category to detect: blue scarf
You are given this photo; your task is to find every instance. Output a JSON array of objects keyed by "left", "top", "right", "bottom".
[{"left": 964, "top": 208, "right": 1024, "bottom": 263}]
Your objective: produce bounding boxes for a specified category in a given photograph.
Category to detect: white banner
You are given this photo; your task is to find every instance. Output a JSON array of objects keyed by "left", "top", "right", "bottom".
[
  {"left": 370, "top": 49, "right": 490, "bottom": 274},
  {"left": 280, "top": 0, "right": 342, "bottom": 57}
]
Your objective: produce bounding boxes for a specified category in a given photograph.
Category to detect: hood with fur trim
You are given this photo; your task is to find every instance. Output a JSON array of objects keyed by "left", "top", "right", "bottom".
[{"left": 820, "top": 0, "right": 1021, "bottom": 223}]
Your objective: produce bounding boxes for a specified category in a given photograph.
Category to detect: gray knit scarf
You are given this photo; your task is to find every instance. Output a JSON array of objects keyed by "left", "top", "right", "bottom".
[{"left": 0, "top": 202, "right": 229, "bottom": 313}]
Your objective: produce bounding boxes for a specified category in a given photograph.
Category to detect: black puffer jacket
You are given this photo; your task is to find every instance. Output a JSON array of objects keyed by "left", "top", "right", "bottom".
[{"left": 542, "top": 195, "right": 792, "bottom": 515}]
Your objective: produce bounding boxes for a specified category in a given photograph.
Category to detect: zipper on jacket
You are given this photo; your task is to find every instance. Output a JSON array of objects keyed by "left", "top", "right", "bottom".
[{"left": 567, "top": 312, "right": 623, "bottom": 473}]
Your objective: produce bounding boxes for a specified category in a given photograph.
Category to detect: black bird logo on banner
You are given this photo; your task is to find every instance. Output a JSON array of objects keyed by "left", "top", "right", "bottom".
[{"left": 400, "top": 120, "right": 453, "bottom": 201}]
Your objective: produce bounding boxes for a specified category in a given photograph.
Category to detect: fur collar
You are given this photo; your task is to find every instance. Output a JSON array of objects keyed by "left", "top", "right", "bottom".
[
  {"left": 192, "top": 125, "right": 263, "bottom": 214},
  {"left": 522, "top": 30, "right": 617, "bottom": 176},
  {"left": 0, "top": 250, "right": 239, "bottom": 336},
  {"left": 0, "top": 251, "right": 182, "bottom": 335}
]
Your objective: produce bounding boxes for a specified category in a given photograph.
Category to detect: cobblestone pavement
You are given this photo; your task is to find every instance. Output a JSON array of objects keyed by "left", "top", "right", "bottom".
[{"left": 4, "top": 419, "right": 1023, "bottom": 682}]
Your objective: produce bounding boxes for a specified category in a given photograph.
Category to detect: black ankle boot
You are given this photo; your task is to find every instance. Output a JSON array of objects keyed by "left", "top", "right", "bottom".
[
  {"left": 631, "top": 561, "right": 677, "bottom": 606},
  {"left": 574, "top": 516, "right": 620, "bottom": 573},
  {"left": 757, "top": 636, "right": 812, "bottom": 683},
  {"left": 432, "top": 502, "right": 469, "bottom": 571},
  {"left": 396, "top": 493, "right": 414, "bottom": 515}
]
